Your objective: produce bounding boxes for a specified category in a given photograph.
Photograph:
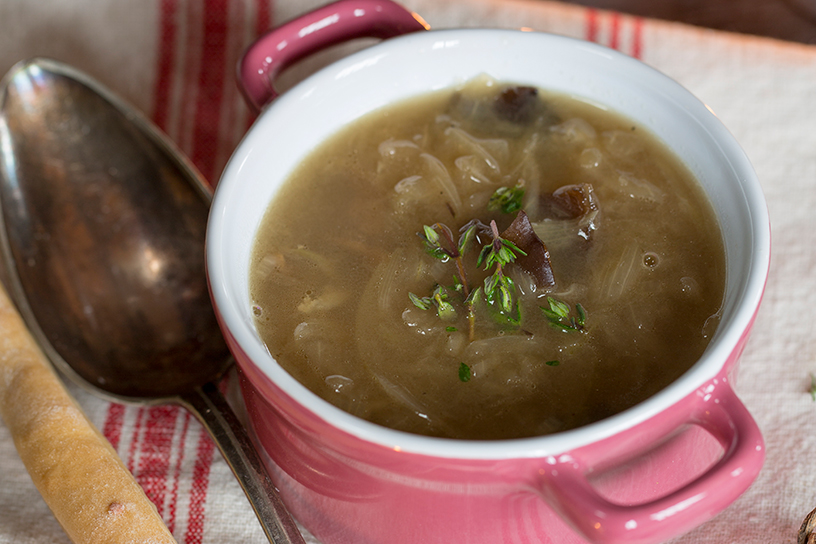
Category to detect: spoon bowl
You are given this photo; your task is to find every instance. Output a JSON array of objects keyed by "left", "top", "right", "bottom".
[
  {"left": 0, "top": 59, "right": 224, "bottom": 400},
  {"left": 0, "top": 58, "right": 304, "bottom": 544}
]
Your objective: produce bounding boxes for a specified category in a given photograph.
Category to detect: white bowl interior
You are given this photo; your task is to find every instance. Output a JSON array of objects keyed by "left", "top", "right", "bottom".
[{"left": 207, "top": 29, "right": 769, "bottom": 459}]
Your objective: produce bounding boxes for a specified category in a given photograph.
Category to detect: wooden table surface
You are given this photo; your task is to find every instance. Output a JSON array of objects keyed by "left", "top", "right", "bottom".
[{"left": 555, "top": 0, "right": 816, "bottom": 44}]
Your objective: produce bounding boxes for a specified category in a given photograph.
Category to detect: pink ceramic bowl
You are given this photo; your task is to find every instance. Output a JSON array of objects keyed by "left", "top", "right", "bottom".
[{"left": 207, "top": 1, "right": 770, "bottom": 543}]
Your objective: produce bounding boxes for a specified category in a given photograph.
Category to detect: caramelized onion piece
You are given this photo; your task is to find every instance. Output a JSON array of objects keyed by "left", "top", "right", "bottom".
[
  {"left": 533, "top": 183, "right": 600, "bottom": 248},
  {"left": 501, "top": 210, "right": 556, "bottom": 289},
  {"left": 540, "top": 183, "right": 598, "bottom": 219},
  {"left": 494, "top": 86, "right": 539, "bottom": 124}
]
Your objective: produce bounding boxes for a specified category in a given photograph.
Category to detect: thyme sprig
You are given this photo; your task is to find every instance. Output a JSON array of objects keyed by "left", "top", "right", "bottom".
[
  {"left": 408, "top": 285, "right": 457, "bottom": 321},
  {"left": 405, "top": 185, "right": 589, "bottom": 381},
  {"left": 472, "top": 219, "right": 526, "bottom": 325},
  {"left": 418, "top": 221, "right": 479, "bottom": 296},
  {"left": 410, "top": 217, "right": 527, "bottom": 339}
]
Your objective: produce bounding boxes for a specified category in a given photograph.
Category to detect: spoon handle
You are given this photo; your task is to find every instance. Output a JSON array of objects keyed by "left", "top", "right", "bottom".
[{"left": 182, "top": 382, "right": 306, "bottom": 544}]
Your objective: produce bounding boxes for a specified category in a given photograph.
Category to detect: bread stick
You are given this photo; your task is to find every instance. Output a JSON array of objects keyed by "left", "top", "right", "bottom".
[{"left": 0, "top": 284, "right": 177, "bottom": 544}]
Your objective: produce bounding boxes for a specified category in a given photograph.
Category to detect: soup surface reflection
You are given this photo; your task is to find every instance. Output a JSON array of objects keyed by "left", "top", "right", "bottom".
[{"left": 249, "top": 78, "right": 725, "bottom": 440}]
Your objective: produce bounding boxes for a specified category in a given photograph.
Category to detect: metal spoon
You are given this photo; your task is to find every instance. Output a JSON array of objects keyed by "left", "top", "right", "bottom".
[{"left": 0, "top": 58, "right": 305, "bottom": 544}]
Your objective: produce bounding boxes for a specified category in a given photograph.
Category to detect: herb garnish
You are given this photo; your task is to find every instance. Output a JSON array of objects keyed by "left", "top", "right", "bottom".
[
  {"left": 488, "top": 184, "right": 525, "bottom": 214},
  {"left": 408, "top": 285, "right": 457, "bottom": 321},
  {"left": 458, "top": 362, "right": 472, "bottom": 382},
  {"left": 408, "top": 186, "right": 585, "bottom": 378},
  {"left": 470, "top": 219, "right": 526, "bottom": 326},
  {"left": 417, "top": 221, "right": 478, "bottom": 296},
  {"left": 410, "top": 217, "right": 526, "bottom": 337},
  {"left": 541, "top": 296, "right": 586, "bottom": 332}
]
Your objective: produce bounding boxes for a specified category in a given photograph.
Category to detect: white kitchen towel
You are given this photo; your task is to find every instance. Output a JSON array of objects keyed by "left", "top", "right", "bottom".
[{"left": 0, "top": 0, "right": 814, "bottom": 543}]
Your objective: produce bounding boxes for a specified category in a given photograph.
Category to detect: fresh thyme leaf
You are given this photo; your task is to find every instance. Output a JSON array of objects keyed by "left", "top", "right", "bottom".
[
  {"left": 480, "top": 240, "right": 524, "bottom": 271},
  {"left": 446, "top": 326, "right": 458, "bottom": 332},
  {"left": 542, "top": 297, "right": 586, "bottom": 332},
  {"left": 458, "top": 222, "right": 478, "bottom": 256},
  {"left": 497, "top": 245, "right": 514, "bottom": 264},
  {"left": 464, "top": 286, "right": 481, "bottom": 306},
  {"left": 548, "top": 297, "right": 570, "bottom": 319},
  {"left": 576, "top": 303, "right": 587, "bottom": 326},
  {"left": 458, "top": 362, "right": 472, "bottom": 382},
  {"left": 500, "top": 238, "right": 526, "bottom": 258},
  {"left": 419, "top": 225, "right": 449, "bottom": 261},
  {"left": 486, "top": 294, "right": 522, "bottom": 325},
  {"left": 423, "top": 224, "right": 440, "bottom": 244},
  {"left": 409, "top": 287, "right": 456, "bottom": 320},
  {"left": 541, "top": 308, "right": 559, "bottom": 320},
  {"left": 498, "top": 285, "right": 513, "bottom": 313},
  {"left": 452, "top": 275, "right": 465, "bottom": 293},
  {"left": 488, "top": 185, "right": 525, "bottom": 214},
  {"left": 421, "top": 223, "right": 464, "bottom": 262},
  {"left": 476, "top": 243, "right": 492, "bottom": 268},
  {"left": 545, "top": 360, "right": 560, "bottom": 366},
  {"left": 409, "top": 292, "right": 432, "bottom": 310},
  {"left": 483, "top": 273, "right": 497, "bottom": 297},
  {"left": 432, "top": 285, "right": 457, "bottom": 321}
]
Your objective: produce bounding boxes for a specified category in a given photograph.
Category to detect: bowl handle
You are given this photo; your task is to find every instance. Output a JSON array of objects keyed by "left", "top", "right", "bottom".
[
  {"left": 238, "top": 0, "right": 428, "bottom": 112},
  {"left": 541, "top": 380, "right": 764, "bottom": 544}
]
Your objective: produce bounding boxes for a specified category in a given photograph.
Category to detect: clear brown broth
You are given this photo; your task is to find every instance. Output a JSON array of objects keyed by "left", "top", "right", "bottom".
[{"left": 249, "top": 77, "right": 725, "bottom": 440}]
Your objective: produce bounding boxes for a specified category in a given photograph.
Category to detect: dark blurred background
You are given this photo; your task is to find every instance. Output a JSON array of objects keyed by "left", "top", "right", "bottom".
[{"left": 554, "top": 0, "right": 816, "bottom": 44}]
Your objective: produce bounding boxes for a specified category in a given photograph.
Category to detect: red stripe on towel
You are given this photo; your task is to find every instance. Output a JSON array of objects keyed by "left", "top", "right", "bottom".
[
  {"left": 243, "top": 0, "right": 273, "bottom": 130},
  {"left": 609, "top": 11, "right": 621, "bottom": 50},
  {"left": 256, "top": 0, "right": 271, "bottom": 35},
  {"left": 126, "top": 407, "right": 146, "bottom": 474},
  {"left": 190, "top": 0, "right": 230, "bottom": 182},
  {"left": 153, "top": 0, "right": 179, "bottom": 130},
  {"left": 585, "top": 8, "right": 599, "bottom": 43},
  {"left": 136, "top": 406, "right": 180, "bottom": 516},
  {"left": 177, "top": 0, "right": 203, "bottom": 153},
  {"left": 101, "top": 402, "right": 126, "bottom": 450},
  {"left": 166, "top": 411, "right": 192, "bottom": 534},
  {"left": 212, "top": 0, "right": 244, "bottom": 182},
  {"left": 632, "top": 17, "right": 644, "bottom": 59},
  {"left": 185, "top": 426, "right": 218, "bottom": 544}
]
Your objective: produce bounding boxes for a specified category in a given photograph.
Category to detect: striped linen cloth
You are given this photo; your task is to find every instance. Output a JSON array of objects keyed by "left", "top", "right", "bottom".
[{"left": 1, "top": 0, "right": 815, "bottom": 543}]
